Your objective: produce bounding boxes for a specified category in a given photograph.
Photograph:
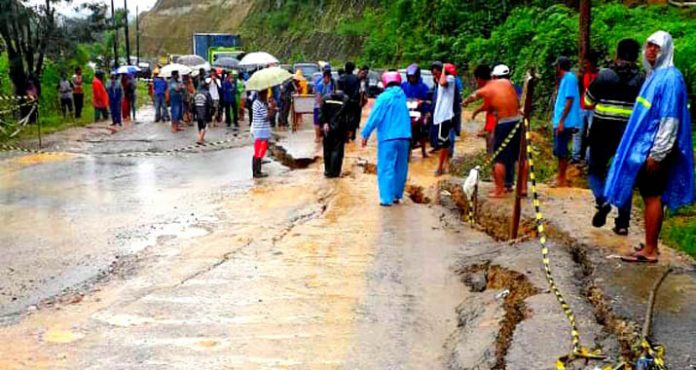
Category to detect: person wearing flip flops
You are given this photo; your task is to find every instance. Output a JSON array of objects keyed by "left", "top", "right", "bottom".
[
  {"left": 604, "top": 31, "right": 695, "bottom": 263},
  {"left": 463, "top": 65, "right": 522, "bottom": 198},
  {"left": 551, "top": 56, "right": 582, "bottom": 188},
  {"left": 193, "top": 79, "right": 213, "bottom": 145}
]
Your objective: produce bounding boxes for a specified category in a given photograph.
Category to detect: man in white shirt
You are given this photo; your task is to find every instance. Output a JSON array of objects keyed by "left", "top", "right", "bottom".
[
  {"left": 208, "top": 70, "right": 222, "bottom": 126},
  {"left": 432, "top": 62, "right": 456, "bottom": 176}
]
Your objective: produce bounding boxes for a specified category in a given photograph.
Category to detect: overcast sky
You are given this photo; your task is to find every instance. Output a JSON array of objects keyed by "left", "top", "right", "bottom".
[{"left": 30, "top": 0, "right": 158, "bottom": 18}]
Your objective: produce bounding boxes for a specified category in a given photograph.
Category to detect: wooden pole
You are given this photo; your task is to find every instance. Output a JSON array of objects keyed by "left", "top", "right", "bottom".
[
  {"left": 579, "top": 0, "right": 591, "bottom": 67},
  {"left": 510, "top": 71, "right": 535, "bottom": 239},
  {"left": 124, "top": 0, "right": 131, "bottom": 65},
  {"left": 136, "top": 5, "right": 140, "bottom": 66},
  {"left": 111, "top": 0, "right": 119, "bottom": 68}
]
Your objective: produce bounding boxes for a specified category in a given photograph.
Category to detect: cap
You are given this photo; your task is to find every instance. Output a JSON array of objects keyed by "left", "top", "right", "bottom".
[
  {"left": 491, "top": 64, "right": 510, "bottom": 77},
  {"left": 553, "top": 56, "right": 572, "bottom": 71},
  {"left": 406, "top": 64, "right": 419, "bottom": 76},
  {"left": 444, "top": 63, "right": 457, "bottom": 76}
]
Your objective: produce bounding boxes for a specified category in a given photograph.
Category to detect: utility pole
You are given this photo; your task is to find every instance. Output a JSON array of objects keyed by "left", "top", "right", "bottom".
[
  {"left": 111, "top": 0, "right": 119, "bottom": 68},
  {"left": 136, "top": 5, "right": 140, "bottom": 65},
  {"left": 578, "top": 0, "right": 591, "bottom": 67},
  {"left": 124, "top": 0, "right": 131, "bottom": 65}
]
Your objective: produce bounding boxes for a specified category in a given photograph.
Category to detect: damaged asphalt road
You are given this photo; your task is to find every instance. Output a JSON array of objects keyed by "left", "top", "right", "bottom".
[{"left": 1, "top": 106, "right": 694, "bottom": 369}]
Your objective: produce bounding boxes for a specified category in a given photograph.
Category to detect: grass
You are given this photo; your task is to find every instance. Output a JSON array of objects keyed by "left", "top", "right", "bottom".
[
  {"left": 5, "top": 80, "right": 149, "bottom": 144},
  {"left": 663, "top": 205, "right": 696, "bottom": 258},
  {"left": 452, "top": 118, "right": 575, "bottom": 185}
]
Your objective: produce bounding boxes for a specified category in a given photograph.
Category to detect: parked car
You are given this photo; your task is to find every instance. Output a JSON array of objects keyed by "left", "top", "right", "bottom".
[
  {"left": 137, "top": 61, "right": 152, "bottom": 79},
  {"left": 367, "top": 70, "right": 382, "bottom": 97}
]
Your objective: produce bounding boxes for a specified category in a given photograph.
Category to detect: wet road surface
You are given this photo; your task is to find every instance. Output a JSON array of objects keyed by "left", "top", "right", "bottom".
[{"left": 0, "top": 105, "right": 494, "bottom": 368}]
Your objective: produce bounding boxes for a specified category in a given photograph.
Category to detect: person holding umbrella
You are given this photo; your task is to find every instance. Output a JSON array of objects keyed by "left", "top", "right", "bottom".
[
  {"left": 251, "top": 89, "right": 276, "bottom": 178},
  {"left": 246, "top": 67, "right": 292, "bottom": 178}
]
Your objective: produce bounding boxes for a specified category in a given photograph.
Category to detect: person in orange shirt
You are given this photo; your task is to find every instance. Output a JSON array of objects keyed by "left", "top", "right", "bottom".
[
  {"left": 464, "top": 65, "right": 522, "bottom": 198},
  {"left": 91, "top": 71, "right": 109, "bottom": 122}
]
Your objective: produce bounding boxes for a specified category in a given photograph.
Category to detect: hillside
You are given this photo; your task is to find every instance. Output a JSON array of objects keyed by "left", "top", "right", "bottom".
[{"left": 138, "top": 0, "right": 255, "bottom": 57}]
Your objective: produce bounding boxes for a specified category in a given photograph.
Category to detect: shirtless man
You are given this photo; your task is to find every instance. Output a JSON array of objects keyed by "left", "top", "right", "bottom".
[{"left": 463, "top": 67, "right": 522, "bottom": 197}]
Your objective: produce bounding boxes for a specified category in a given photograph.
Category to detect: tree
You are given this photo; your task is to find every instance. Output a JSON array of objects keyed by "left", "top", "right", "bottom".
[{"left": 0, "top": 0, "right": 65, "bottom": 96}]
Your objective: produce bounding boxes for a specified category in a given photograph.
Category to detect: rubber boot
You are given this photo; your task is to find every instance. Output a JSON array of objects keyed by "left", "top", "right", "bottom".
[
  {"left": 253, "top": 158, "right": 267, "bottom": 178},
  {"left": 252, "top": 157, "right": 260, "bottom": 178}
]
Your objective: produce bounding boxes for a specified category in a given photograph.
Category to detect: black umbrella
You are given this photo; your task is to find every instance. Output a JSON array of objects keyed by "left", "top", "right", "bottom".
[{"left": 213, "top": 57, "right": 240, "bottom": 69}]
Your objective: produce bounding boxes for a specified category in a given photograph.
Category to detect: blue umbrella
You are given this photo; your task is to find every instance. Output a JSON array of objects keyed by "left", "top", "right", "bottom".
[{"left": 115, "top": 65, "right": 141, "bottom": 75}]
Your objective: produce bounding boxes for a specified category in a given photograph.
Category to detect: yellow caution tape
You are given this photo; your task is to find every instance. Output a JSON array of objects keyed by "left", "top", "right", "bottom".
[{"left": 522, "top": 118, "right": 606, "bottom": 368}]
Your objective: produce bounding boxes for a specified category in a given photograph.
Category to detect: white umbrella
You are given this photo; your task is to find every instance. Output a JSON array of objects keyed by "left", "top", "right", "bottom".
[
  {"left": 177, "top": 54, "right": 207, "bottom": 67},
  {"left": 245, "top": 67, "right": 293, "bottom": 91},
  {"left": 190, "top": 62, "right": 212, "bottom": 77},
  {"left": 115, "top": 65, "right": 141, "bottom": 74},
  {"left": 159, "top": 63, "right": 192, "bottom": 78},
  {"left": 239, "top": 52, "right": 279, "bottom": 67}
]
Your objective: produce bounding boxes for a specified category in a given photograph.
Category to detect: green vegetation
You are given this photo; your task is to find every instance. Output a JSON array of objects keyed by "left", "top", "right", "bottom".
[
  {"left": 1, "top": 52, "right": 149, "bottom": 143},
  {"left": 664, "top": 205, "right": 696, "bottom": 258},
  {"left": 359, "top": 2, "right": 696, "bottom": 107}
]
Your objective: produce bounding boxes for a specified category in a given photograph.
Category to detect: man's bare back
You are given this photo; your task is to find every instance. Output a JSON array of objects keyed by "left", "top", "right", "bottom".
[{"left": 475, "top": 79, "right": 520, "bottom": 119}]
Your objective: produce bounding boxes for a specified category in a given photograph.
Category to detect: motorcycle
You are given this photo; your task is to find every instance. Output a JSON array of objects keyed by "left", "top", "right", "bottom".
[{"left": 407, "top": 99, "right": 429, "bottom": 159}]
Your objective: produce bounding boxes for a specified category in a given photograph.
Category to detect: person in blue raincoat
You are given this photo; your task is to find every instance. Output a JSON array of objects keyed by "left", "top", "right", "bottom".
[
  {"left": 401, "top": 63, "right": 430, "bottom": 158},
  {"left": 361, "top": 71, "right": 412, "bottom": 207},
  {"left": 604, "top": 31, "right": 694, "bottom": 263}
]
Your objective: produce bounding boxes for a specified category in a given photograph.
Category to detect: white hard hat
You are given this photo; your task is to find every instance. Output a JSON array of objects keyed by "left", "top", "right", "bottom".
[{"left": 491, "top": 64, "right": 511, "bottom": 77}]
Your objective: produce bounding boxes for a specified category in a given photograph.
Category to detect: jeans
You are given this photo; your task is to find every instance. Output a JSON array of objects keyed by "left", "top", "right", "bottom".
[
  {"left": 154, "top": 94, "right": 169, "bottom": 121},
  {"left": 587, "top": 121, "right": 631, "bottom": 228},
  {"left": 573, "top": 109, "right": 593, "bottom": 161},
  {"left": 60, "top": 98, "right": 73, "bottom": 118},
  {"left": 223, "top": 100, "right": 238, "bottom": 126},
  {"left": 588, "top": 171, "right": 631, "bottom": 228}
]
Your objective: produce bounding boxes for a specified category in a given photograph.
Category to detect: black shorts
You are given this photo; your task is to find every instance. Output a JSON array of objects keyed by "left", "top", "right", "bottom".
[
  {"left": 434, "top": 119, "right": 453, "bottom": 149},
  {"left": 197, "top": 118, "right": 207, "bottom": 131},
  {"left": 636, "top": 153, "right": 674, "bottom": 198},
  {"left": 493, "top": 119, "right": 521, "bottom": 165}
]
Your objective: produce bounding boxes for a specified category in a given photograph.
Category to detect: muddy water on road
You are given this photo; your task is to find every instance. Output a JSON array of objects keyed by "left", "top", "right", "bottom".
[
  {"left": 0, "top": 137, "right": 487, "bottom": 369},
  {"left": 0, "top": 144, "right": 269, "bottom": 319}
]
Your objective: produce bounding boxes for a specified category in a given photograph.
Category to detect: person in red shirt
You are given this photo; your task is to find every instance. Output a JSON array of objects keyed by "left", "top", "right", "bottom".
[
  {"left": 72, "top": 67, "right": 84, "bottom": 119},
  {"left": 573, "top": 52, "right": 598, "bottom": 164},
  {"left": 92, "top": 71, "right": 109, "bottom": 122}
]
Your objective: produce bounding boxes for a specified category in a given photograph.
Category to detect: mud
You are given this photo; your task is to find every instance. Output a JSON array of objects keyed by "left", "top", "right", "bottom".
[
  {"left": 439, "top": 174, "right": 696, "bottom": 368},
  {"left": 405, "top": 184, "right": 431, "bottom": 204},
  {"left": 459, "top": 263, "right": 540, "bottom": 369},
  {"left": 268, "top": 140, "right": 318, "bottom": 169},
  {"left": 0, "top": 106, "right": 505, "bottom": 369}
]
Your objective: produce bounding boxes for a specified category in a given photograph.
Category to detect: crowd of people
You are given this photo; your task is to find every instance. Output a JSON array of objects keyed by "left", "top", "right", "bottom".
[
  {"left": 80, "top": 31, "right": 694, "bottom": 263},
  {"left": 358, "top": 31, "right": 693, "bottom": 264}
]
